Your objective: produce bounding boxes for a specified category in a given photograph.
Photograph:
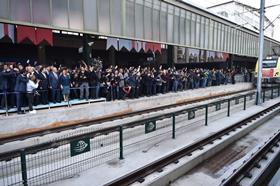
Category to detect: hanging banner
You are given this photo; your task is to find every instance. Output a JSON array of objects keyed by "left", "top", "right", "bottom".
[
  {"left": 131, "top": 40, "right": 137, "bottom": 51},
  {"left": 119, "top": 39, "right": 132, "bottom": 51},
  {"left": 145, "top": 42, "right": 154, "bottom": 52},
  {"left": 136, "top": 41, "right": 142, "bottom": 52},
  {"left": 106, "top": 37, "right": 118, "bottom": 50},
  {"left": 17, "top": 26, "right": 53, "bottom": 45},
  {"left": 17, "top": 25, "right": 36, "bottom": 44},
  {"left": 0, "top": 23, "right": 15, "bottom": 42},
  {"left": 36, "top": 28, "right": 53, "bottom": 46},
  {"left": 153, "top": 43, "right": 161, "bottom": 53}
]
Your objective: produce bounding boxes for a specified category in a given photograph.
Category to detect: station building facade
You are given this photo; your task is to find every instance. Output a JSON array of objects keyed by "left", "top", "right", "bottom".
[{"left": 0, "top": 0, "right": 279, "bottom": 70}]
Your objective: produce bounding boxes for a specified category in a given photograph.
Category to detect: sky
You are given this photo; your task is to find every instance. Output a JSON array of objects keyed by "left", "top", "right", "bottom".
[{"left": 183, "top": 0, "right": 280, "bottom": 42}]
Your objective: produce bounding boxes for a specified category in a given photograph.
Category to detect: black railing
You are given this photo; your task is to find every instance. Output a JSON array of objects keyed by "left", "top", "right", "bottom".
[{"left": 0, "top": 86, "right": 280, "bottom": 186}]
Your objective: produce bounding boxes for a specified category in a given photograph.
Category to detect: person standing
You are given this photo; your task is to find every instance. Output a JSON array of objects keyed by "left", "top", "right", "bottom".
[
  {"left": 60, "top": 68, "right": 71, "bottom": 102},
  {"left": 0, "top": 64, "right": 13, "bottom": 109},
  {"left": 27, "top": 75, "right": 39, "bottom": 114},
  {"left": 15, "top": 70, "right": 28, "bottom": 114},
  {"left": 88, "top": 66, "right": 100, "bottom": 99},
  {"left": 49, "top": 67, "right": 60, "bottom": 103},
  {"left": 38, "top": 67, "right": 49, "bottom": 105},
  {"left": 78, "top": 66, "right": 89, "bottom": 100}
]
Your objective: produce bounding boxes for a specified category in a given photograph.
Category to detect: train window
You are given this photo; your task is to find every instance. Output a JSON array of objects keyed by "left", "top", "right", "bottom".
[{"left": 262, "top": 59, "right": 278, "bottom": 68}]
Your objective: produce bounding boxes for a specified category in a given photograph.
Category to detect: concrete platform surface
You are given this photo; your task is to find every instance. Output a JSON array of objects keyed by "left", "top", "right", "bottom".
[
  {"left": 0, "top": 83, "right": 253, "bottom": 138},
  {"left": 47, "top": 97, "right": 280, "bottom": 186}
]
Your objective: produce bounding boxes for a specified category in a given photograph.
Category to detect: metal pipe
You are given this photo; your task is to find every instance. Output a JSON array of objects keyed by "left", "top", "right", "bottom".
[{"left": 256, "top": 0, "right": 265, "bottom": 105}]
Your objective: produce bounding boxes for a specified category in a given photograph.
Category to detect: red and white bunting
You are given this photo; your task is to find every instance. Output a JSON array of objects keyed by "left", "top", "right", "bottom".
[{"left": 0, "top": 23, "right": 15, "bottom": 42}]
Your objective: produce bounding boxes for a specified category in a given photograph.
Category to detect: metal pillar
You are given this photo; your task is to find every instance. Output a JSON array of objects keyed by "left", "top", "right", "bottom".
[{"left": 256, "top": 0, "right": 265, "bottom": 105}]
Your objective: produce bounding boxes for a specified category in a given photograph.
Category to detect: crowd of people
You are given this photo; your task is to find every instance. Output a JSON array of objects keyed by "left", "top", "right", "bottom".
[{"left": 0, "top": 61, "right": 245, "bottom": 114}]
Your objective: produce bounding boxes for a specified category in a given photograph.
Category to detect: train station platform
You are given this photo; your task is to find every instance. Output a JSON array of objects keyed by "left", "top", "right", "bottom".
[
  {"left": 47, "top": 95, "right": 280, "bottom": 186},
  {"left": 0, "top": 83, "right": 253, "bottom": 138}
]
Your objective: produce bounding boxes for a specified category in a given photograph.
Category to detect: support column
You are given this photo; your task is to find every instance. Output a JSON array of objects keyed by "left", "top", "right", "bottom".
[
  {"left": 167, "top": 45, "right": 174, "bottom": 68},
  {"left": 229, "top": 54, "right": 234, "bottom": 69},
  {"left": 37, "top": 45, "right": 46, "bottom": 65},
  {"left": 82, "top": 34, "right": 91, "bottom": 65},
  {"left": 108, "top": 48, "right": 116, "bottom": 66}
]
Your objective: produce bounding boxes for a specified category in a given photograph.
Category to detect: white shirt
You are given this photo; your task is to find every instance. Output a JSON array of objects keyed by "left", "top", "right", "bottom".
[{"left": 27, "top": 80, "right": 39, "bottom": 93}]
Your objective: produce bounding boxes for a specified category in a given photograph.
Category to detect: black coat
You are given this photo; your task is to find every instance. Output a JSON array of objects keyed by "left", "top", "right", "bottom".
[
  {"left": 0, "top": 70, "right": 13, "bottom": 91},
  {"left": 37, "top": 72, "right": 49, "bottom": 90},
  {"left": 14, "top": 74, "right": 28, "bottom": 92}
]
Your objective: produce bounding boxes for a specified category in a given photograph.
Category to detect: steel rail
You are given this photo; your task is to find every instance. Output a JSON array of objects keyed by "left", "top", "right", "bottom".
[
  {"left": 221, "top": 130, "right": 280, "bottom": 186},
  {"left": 105, "top": 102, "right": 280, "bottom": 186},
  {"left": 0, "top": 89, "right": 254, "bottom": 145}
]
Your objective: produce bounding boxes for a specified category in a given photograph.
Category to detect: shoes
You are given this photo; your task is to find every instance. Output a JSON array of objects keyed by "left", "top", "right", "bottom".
[
  {"left": 29, "top": 110, "right": 37, "bottom": 114},
  {"left": 17, "top": 111, "right": 25, "bottom": 115}
]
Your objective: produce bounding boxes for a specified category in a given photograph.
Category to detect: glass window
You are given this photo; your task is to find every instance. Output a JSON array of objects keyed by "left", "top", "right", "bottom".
[
  {"left": 216, "top": 23, "right": 221, "bottom": 51},
  {"left": 263, "top": 59, "right": 277, "bottom": 68},
  {"left": 199, "top": 50, "right": 206, "bottom": 62},
  {"left": 144, "top": 0, "right": 152, "bottom": 40},
  {"left": 160, "top": 2, "right": 167, "bottom": 42},
  {"left": 152, "top": 0, "right": 160, "bottom": 41},
  {"left": 126, "top": 0, "right": 135, "bottom": 37},
  {"left": 0, "top": 0, "right": 9, "bottom": 19},
  {"left": 173, "top": 8, "right": 180, "bottom": 44},
  {"left": 83, "top": 0, "right": 98, "bottom": 32},
  {"left": 185, "top": 11, "right": 191, "bottom": 46},
  {"left": 69, "top": 0, "right": 83, "bottom": 30},
  {"left": 200, "top": 16, "right": 205, "bottom": 48},
  {"left": 205, "top": 18, "right": 209, "bottom": 49},
  {"left": 11, "top": 0, "right": 31, "bottom": 22},
  {"left": 190, "top": 13, "right": 196, "bottom": 46},
  {"left": 195, "top": 15, "right": 200, "bottom": 47},
  {"left": 52, "top": 0, "right": 68, "bottom": 28},
  {"left": 135, "top": 0, "right": 144, "bottom": 39},
  {"left": 167, "top": 5, "right": 174, "bottom": 43},
  {"left": 98, "top": 0, "right": 110, "bottom": 34},
  {"left": 226, "top": 26, "right": 231, "bottom": 52},
  {"left": 176, "top": 46, "right": 186, "bottom": 63},
  {"left": 32, "top": 0, "right": 51, "bottom": 25},
  {"left": 220, "top": 24, "right": 225, "bottom": 51},
  {"left": 179, "top": 10, "right": 185, "bottom": 45},
  {"left": 188, "top": 48, "right": 199, "bottom": 63},
  {"left": 207, "top": 51, "right": 215, "bottom": 62},
  {"left": 209, "top": 20, "right": 214, "bottom": 50},
  {"left": 213, "top": 21, "right": 217, "bottom": 50},
  {"left": 110, "top": 0, "right": 122, "bottom": 36}
]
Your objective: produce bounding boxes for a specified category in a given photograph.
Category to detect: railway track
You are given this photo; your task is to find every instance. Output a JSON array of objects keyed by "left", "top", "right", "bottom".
[
  {"left": 221, "top": 130, "right": 280, "bottom": 186},
  {"left": 0, "top": 89, "right": 254, "bottom": 145},
  {"left": 105, "top": 101, "right": 280, "bottom": 186}
]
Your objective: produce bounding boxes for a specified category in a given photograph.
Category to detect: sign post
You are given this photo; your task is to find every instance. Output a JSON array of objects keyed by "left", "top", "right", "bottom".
[{"left": 70, "top": 138, "right": 91, "bottom": 157}]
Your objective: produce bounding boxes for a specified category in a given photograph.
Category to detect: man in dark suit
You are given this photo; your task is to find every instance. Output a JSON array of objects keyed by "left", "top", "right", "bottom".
[
  {"left": 48, "top": 67, "right": 60, "bottom": 103},
  {"left": 14, "top": 70, "right": 28, "bottom": 114},
  {"left": 0, "top": 64, "right": 14, "bottom": 109},
  {"left": 34, "top": 66, "right": 49, "bottom": 105}
]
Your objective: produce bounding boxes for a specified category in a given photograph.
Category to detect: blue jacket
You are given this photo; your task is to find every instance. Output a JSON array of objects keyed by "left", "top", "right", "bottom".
[
  {"left": 59, "top": 74, "right": 71, "bottom": 87},
  {"left": 15, "top": 74, "right": 28, "bottom": 92},
  {"left": 49, "top": 72, "right": 60, "bottom": 89}
]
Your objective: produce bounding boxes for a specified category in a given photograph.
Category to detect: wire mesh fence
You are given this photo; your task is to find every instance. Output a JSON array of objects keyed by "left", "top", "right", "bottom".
[
  {"left": 0, "top": 127, "right": 119, "bottom": 186},
  {"left": 0, "top": 88, "right": 279, "bottom": 186}
]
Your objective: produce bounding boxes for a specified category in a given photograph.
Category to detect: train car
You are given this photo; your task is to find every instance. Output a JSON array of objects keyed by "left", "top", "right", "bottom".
[{"left": 255, "top": 56, "right": 280, "bottom": 85}]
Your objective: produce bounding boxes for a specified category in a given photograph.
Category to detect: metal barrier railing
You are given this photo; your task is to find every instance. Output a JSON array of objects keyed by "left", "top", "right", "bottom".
[
  {"left": 0, "top": 86, "right": 280, "bottom": 186},
  {"left": 0, "top": 86, "right": 106, "bottom": 116}
]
